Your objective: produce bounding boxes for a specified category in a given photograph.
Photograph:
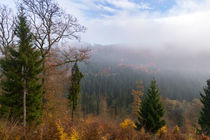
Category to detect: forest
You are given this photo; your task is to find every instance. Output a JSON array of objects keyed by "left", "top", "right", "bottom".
[{"left": 0, "top": 0, "right": 210, "bottom": 140}]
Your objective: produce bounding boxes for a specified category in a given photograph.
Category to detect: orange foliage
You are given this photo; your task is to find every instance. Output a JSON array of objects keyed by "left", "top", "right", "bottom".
[{"left": 131, "top": 82, "right": 144, "bottom": 119}]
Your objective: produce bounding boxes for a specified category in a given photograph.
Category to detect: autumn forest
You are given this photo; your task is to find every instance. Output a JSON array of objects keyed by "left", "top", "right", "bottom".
[{"left": 0, "top": 0, "right": 210, "bottom": 140}]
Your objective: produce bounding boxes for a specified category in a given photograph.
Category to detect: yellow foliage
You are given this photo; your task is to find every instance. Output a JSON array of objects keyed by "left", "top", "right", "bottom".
[
  {"left": 56, "top": 121, "right": 81, "bottom": 140},
  {"left": 120, "top": 119, "right": 136, "bottom": 129},
  {"left": 15, "top": 136, "right": 21, "bottom": 140},
  {"left": 131, "top": 82, "right": 144, "bottom": 117},
  {"left": 48, "top": 113, "right": 53, "bottom": 119},
  {"left": 70, "top": 129, "right": 80, "bottom": 140},
  {"left": 189, "top": 136, "right": 195, "bottom": 140},
  {"left": 139, "top": 128, "right": 145, "bottom": 135},
  {"left": 55, "top": 121, "right": 70, "bottom": 140},
  {"left": 173, "top": 125, "right": 180, "bottom": 134},
  {"left": 85, "top": 119, "right": 92, "bottom": 125},
  {"left": 158, "top": 126, "right": 167, "bottom": 137}
]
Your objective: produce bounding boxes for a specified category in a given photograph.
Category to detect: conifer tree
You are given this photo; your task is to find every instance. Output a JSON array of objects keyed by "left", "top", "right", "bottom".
[
  {"left": 0, "top": 8, "right": 43, "bottom": 127},
  {"left": 135, "top": 79, "right": 165, "bottom": 134},
  {"left": 68, "top": 62, "right": 83, "bottom": 123},
  {"left": 198, "top": 79, "right": 210, "bottom": 136}
]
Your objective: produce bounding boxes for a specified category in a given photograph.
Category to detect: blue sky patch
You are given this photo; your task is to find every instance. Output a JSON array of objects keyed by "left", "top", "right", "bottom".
[{"left": 70, "top": 0, "right": 178, "bottom": 18}]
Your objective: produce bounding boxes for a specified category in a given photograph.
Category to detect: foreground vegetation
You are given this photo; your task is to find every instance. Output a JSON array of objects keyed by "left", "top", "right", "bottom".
[{"left": 0, "top": 115, "right": 209, "bottom": 140}]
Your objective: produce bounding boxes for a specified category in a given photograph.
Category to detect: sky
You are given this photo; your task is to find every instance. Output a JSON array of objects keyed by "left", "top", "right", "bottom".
[{"left": 1, "top": 0, "right": 210, "bottom": 50}]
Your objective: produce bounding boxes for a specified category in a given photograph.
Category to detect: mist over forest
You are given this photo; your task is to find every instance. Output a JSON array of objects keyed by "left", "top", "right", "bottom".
[{"left": 80, "top": 44, "right": 210, "bottom": 101}]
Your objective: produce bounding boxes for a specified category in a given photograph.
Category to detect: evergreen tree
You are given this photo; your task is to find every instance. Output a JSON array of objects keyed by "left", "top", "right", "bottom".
[
  {"left": 68, "top": 62, "right": 83, "bottom": 123},
  {"left": 135, "top": 79, "right": 165, "bottom": 134},
  {"left": 198, "top": 79, "right": 210, "bottom": 136},
  {"left": 0, "top": 9, "right": 43, "bottom": 126}
]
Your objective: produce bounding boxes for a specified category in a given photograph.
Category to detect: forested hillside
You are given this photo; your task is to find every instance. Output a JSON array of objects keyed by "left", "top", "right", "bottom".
[{"left": 80, "top": 45, "right": 209, "bottom": 107}]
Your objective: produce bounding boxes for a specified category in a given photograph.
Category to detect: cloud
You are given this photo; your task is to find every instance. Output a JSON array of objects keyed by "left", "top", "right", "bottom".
[
  {"left": 60, "top": 0, "right": 151, "bottom": 18},
  {"left": 104, "top": 0, "right": 151, "bottom": 10},
  {"left": 0, "top": 0, "right": 16, "bottom": 9},
  {"left": 2, "top": 0, "right": 210, "bottom": 51},
  {"left": 59, "top": 0, "right": 210, "bottom": 52}
]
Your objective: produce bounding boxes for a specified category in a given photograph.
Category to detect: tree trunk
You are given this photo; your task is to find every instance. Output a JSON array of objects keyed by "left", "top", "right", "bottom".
[
  {"left": 23, "top": 78, "right": 27, "bottom": 136},
  {"left": 72, "top": 103, "right": 74, "bottom": 125},
  {"left": 42, "top": 56, "right": 46, "bottom": 95}
]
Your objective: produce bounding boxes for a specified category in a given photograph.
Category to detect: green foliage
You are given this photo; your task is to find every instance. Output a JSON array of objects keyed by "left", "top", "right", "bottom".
[
  {"left": 198, "top": 79, "right": 210, "bottom": 136},
  {"left": 0, "top": 10, "right": 43, "bottom": 125},
  {"left": 177, "top": 114, "right": 185, "bottom": 128},
  {"left": 68, "top": 62, "right": 83, "bottom": 112},
  {"left": 80, "top": 62, "right": 201, "bottom": 116},
  {"left": 135, "top": 79, "right": 166, "bottom": 134}
]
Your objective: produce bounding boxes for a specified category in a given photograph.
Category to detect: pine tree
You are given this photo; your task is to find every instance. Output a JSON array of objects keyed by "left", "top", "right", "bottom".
[
  {"left": 68, "top": 62, "right": 83, "bottom": 123},
  {"left": 198, "top": 79, "right": 210, "bottom": 136},
  {"left": 135, "top": 79, "right": 166, "bottom": 134},
  {"left": 0, "top": 9, "right": 43, "bottom": 127}
]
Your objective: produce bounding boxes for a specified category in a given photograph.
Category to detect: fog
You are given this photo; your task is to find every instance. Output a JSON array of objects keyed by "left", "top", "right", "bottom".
[
  {"left": 72, "top": 43, "right": 210, "bottom": 101},
  {"left": 90, "top": 44, "right": 210, "bottom": 74}
]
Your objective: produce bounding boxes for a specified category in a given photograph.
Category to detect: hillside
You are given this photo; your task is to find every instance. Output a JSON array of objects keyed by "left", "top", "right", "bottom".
[{"left": 80, "top": 45, "right": 210, "bottom": 102}]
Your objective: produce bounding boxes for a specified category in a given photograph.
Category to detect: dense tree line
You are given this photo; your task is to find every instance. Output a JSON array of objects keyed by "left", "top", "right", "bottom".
[{"left": 79, "top": 62, "right": 202, "bottom": 116}]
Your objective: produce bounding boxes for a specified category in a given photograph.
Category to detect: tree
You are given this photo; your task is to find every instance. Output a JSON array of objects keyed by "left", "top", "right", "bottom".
[
  {"left": 68, "top": 62, "right": 83, "bottom": 123},
  {"left": 21, "top": 0, "right": 86, "bottom": 59},
  {"left": 198, "top": 79, "right": 210, "bottom": 136},
  {"left": 0, "top": 9, "right": 43, "bottom": 129},
  {"left": 0, "top": 5, "right": 15, "bottom": 57},
  {"left": 135, "top": 79, "right": 166, "bottom": 134},
  {"left": 20, "top": 0, "right": 87, "bottom": 105},
  {"left": 131, "top": 82, "right": 144, "bottom": 119}
]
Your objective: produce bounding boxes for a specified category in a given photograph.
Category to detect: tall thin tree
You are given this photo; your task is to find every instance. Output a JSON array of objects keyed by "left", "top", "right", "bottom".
[
  {"left": 131, "top": 82, "right": 144, "bottom": 120},
  {"left": 0, "top": 8, "right": 43, "bottom": 130},
  {"left": 68, "top": 62, "right": 83, "bottom": 123}
]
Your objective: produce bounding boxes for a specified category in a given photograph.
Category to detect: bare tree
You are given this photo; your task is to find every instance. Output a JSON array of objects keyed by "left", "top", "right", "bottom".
[
  {"left": 46, "top": 46, "right": 91, "bottom": 69},
  {"left": 21, "top": 0, "right": 86, "bottom": 60},
  {"left": 0, "top": 5, "right": 15, "bottom": 57},
  {"left": 60, "top": 46, "right": 91, "bottom": 64},
  {"left": 20, "top": 0, "right": 87, "bottom": 100}
]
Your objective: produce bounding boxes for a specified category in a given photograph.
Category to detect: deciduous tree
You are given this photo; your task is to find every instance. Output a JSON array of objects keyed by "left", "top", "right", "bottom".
[
  {"left": 131, "top": 82, "right": 144, "bottom": 119},
  {"left": 0, "top": 5, "right": 15, "bottom": 57}
]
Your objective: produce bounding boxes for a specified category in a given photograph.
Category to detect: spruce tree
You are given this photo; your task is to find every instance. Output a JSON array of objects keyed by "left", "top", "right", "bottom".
[
  {"left": 198, "top": 79, "right": 210, "bottom": 136},
  {"left": 0, "top": 9, "right": 43, "bottom": 126},
  {"left": 68, "top": 62, "right": 83, "bottom": 123},
  {"left": 135, "top": 79, "right": 165, "bottom": 134}
]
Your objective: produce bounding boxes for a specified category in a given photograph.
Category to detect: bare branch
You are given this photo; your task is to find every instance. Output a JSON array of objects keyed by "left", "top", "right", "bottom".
[
  {"left": 21, "top": 0, "right": 86, "bottom": 58},
  {"left": 0, "top": 5, "right": 15, "bottom": 57},
  {"left": 47, "top": 46, "right": 91, "bottom": 69}
]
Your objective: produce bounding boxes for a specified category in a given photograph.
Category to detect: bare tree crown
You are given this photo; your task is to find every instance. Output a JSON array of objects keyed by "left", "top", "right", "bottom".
[
  {"left": 21, "top": 0, "right": 86, "bottom": 57},
  {"left": 0, "top": 5, "right": 15, "bottom": 57}
]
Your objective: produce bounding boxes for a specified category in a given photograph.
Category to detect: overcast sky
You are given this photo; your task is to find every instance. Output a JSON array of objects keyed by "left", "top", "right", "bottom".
[{"left": 1, "top": 0, "right": 210, "bottom": 50}]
